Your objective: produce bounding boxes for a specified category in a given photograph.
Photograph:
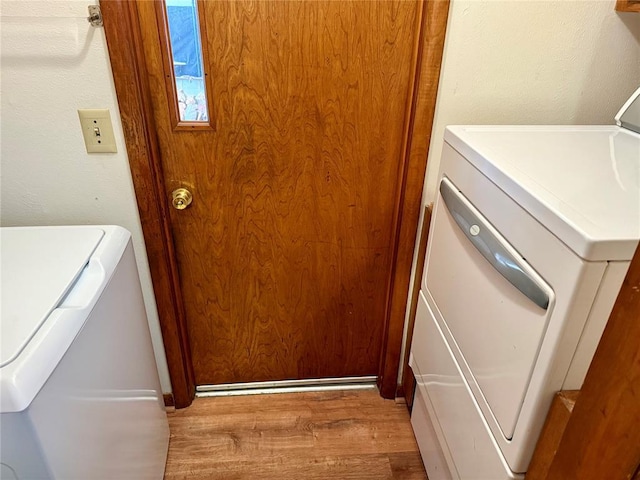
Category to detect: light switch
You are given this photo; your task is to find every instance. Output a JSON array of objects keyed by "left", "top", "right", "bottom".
[{"left": 78, "top": 109, "right": 117, "bottom": 153}]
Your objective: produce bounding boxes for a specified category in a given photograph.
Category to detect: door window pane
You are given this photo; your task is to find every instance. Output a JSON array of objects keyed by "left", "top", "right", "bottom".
[{"left": 165, "top": 0, "right": 209, "bottom": 122}]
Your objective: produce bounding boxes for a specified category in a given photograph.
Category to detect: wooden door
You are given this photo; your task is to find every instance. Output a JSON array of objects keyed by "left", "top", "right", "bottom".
[{"left": 136, "top": 0, "right": 422, "bottom": 386}]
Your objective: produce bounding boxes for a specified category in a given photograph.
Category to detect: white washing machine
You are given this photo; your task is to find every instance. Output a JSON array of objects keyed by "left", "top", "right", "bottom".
[
  {"left": 0, "top": 225, "right": 170, "bottom": 479},
  {"left": 409, "top": 89, "right": 640, "bottom": 479}
]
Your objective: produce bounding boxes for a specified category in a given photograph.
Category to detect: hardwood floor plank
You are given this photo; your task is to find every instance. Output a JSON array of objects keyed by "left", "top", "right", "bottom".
[
  {"left": 165, "top": 454, "right": 395, "bottom": 480},
  {"left": 164, "top": 389, "right": 427, "bottom": 479},
  {"left": 389, "top": 452, "right": 429, "bottom": 480}
]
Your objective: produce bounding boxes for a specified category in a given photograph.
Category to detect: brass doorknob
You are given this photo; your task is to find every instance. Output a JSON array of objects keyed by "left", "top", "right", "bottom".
[{"left": 171, "top": 188, "right": 193, "bottom": 210}]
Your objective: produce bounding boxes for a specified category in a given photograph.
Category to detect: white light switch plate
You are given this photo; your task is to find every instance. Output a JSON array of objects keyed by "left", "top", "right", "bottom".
[{"left": 78, "top": 109, "right": 117, "bottom": 153}]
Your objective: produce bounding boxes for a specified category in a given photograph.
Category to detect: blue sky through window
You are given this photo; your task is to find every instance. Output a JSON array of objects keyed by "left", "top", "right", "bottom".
[{"left": 165, "top": 0, "right": 208, "bottom": 122}]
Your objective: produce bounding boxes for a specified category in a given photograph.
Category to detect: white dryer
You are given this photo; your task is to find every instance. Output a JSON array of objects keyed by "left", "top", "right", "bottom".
[
  {"left": 0, "top": 226, "right": 169, "bottom": 479},
  {"left": 409, "top": 89, "right": 640, "bottom": 479}
]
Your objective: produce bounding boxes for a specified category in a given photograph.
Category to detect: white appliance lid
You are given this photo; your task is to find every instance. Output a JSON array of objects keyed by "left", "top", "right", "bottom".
[
  {"left": 444, "top": 125, "right": 640, "bottom": 261},
  {"left": 1, "top": 227, "right": 104, "bottom": 367}
]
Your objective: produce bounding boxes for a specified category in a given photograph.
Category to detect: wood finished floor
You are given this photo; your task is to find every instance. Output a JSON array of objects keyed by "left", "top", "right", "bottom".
[{"left": 163, "top": 389, "right": 427, "bottom": 479}]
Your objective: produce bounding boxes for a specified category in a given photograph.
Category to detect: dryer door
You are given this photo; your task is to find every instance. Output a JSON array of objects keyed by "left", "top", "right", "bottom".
[{"left": 423, "top": 177, "right": 555, "bottom": 440}]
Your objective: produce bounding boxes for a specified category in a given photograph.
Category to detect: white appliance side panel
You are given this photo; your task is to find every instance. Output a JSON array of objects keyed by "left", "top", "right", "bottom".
[
  {"left": 411, "top": 293, "right": 522, "bottom": 480},
  {"left": 26, "top": 242, "right": 169, "bottom": 480},
  {"left": 0, "top": 412, "right": 52, "bottom": 479},
  {"left": 425, "top": 180, "right": 553, "bottom": 439},
  {"left": 563, "top": 261, "right": 630, "bottom": 388},
  {"left": 411, "top": 382, "right": 457, "bottom": 480},
  {"left": 433, "top": 143, "right": 607, "bottom": 472},
  {"left": 0, "top": 463, "right": 18, "bottom": 480},
  {"left": 410, "top": 352, "right": 458, "bottom": 480}
]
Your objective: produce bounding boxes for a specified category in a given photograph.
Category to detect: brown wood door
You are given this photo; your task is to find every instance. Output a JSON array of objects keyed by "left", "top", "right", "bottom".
[{"left": 136, "top": 0, "right": 422, "bottom": 386}]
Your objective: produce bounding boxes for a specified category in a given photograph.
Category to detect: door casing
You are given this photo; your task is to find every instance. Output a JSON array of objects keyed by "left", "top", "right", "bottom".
[{"left": 101, "top": 0, "right": 451, "bottom": 408}]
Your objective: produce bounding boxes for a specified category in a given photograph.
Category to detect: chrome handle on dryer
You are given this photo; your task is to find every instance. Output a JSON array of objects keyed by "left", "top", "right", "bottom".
[{"left": 439, "top": 177, "right": 550, "bottom": 310}]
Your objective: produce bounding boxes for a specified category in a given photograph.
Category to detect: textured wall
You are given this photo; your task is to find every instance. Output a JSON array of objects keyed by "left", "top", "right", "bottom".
[{"left": 0, "top": 1, "right": 171, "bottom": 392}]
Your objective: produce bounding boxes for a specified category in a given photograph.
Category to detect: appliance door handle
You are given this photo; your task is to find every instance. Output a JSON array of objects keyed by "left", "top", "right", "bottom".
[{"left": 439, "top": 177, "right": 550, "bottom": 310}]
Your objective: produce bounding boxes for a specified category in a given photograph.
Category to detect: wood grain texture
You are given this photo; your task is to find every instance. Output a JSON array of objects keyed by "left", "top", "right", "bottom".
[
  {"left": 616, "top": 0, "right": 640, "bottom": 12},
  {"left": 100, "top": 0, "right": 195, "bottom": 408},
  {"left": 378, "top": 0, "right": 450, "bottom": 398},
  {"left": 163, "top": 389, "right": 427, "bottom": 479},
  {"left": 526, "top": 391, "right": 579, "bottom": 480},
  {"left": 401, "top": 204, "right": 433, "bottom": 409},
  {"left": 546, "top": 245, "right": 640, "bottom": 480},
  {"left": 137, "top": 0, "right": 423, "bottom": 385}
]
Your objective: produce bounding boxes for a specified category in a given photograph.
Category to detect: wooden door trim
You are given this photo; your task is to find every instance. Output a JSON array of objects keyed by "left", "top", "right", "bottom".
[
  {"left": 101, "top": 0, "right": 195, "bottom": 408},
  {"left": 102, "top": 0, "right": 450, "bottom": 404},
  {"left": 378, "top": 0, "right": 451, "bottom": 398}
]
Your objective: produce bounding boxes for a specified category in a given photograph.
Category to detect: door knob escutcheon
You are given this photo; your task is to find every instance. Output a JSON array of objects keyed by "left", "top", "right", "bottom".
[{"left": 171, "top": 188, "right": 193, "bottom": 210}]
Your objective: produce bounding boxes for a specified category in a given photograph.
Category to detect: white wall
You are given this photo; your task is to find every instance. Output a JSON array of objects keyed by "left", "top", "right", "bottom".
[
  {"left": 0, "top": 1, "right": 172, "bottom": 393},
  {"left": 400, "top": 0, "right": 640, "bottom": 380}
]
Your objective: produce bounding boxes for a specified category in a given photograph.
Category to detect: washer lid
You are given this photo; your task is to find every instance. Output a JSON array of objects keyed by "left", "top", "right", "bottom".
[
  {"left": 444, "top": 125, "right": 640, "bottom": 261},
  {"left": 0, "top": 227, "right": 104, "bottom": 367}
]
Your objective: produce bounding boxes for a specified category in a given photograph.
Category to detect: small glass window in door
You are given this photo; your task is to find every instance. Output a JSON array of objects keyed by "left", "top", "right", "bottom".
[{"left": 159, "top": 0, "right": 212, "bottom": 129}]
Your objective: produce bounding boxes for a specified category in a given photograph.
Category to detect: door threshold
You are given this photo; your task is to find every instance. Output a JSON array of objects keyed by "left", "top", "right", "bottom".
[{"left": 196, "top": 376, "right": 378, "bottom": 398}]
